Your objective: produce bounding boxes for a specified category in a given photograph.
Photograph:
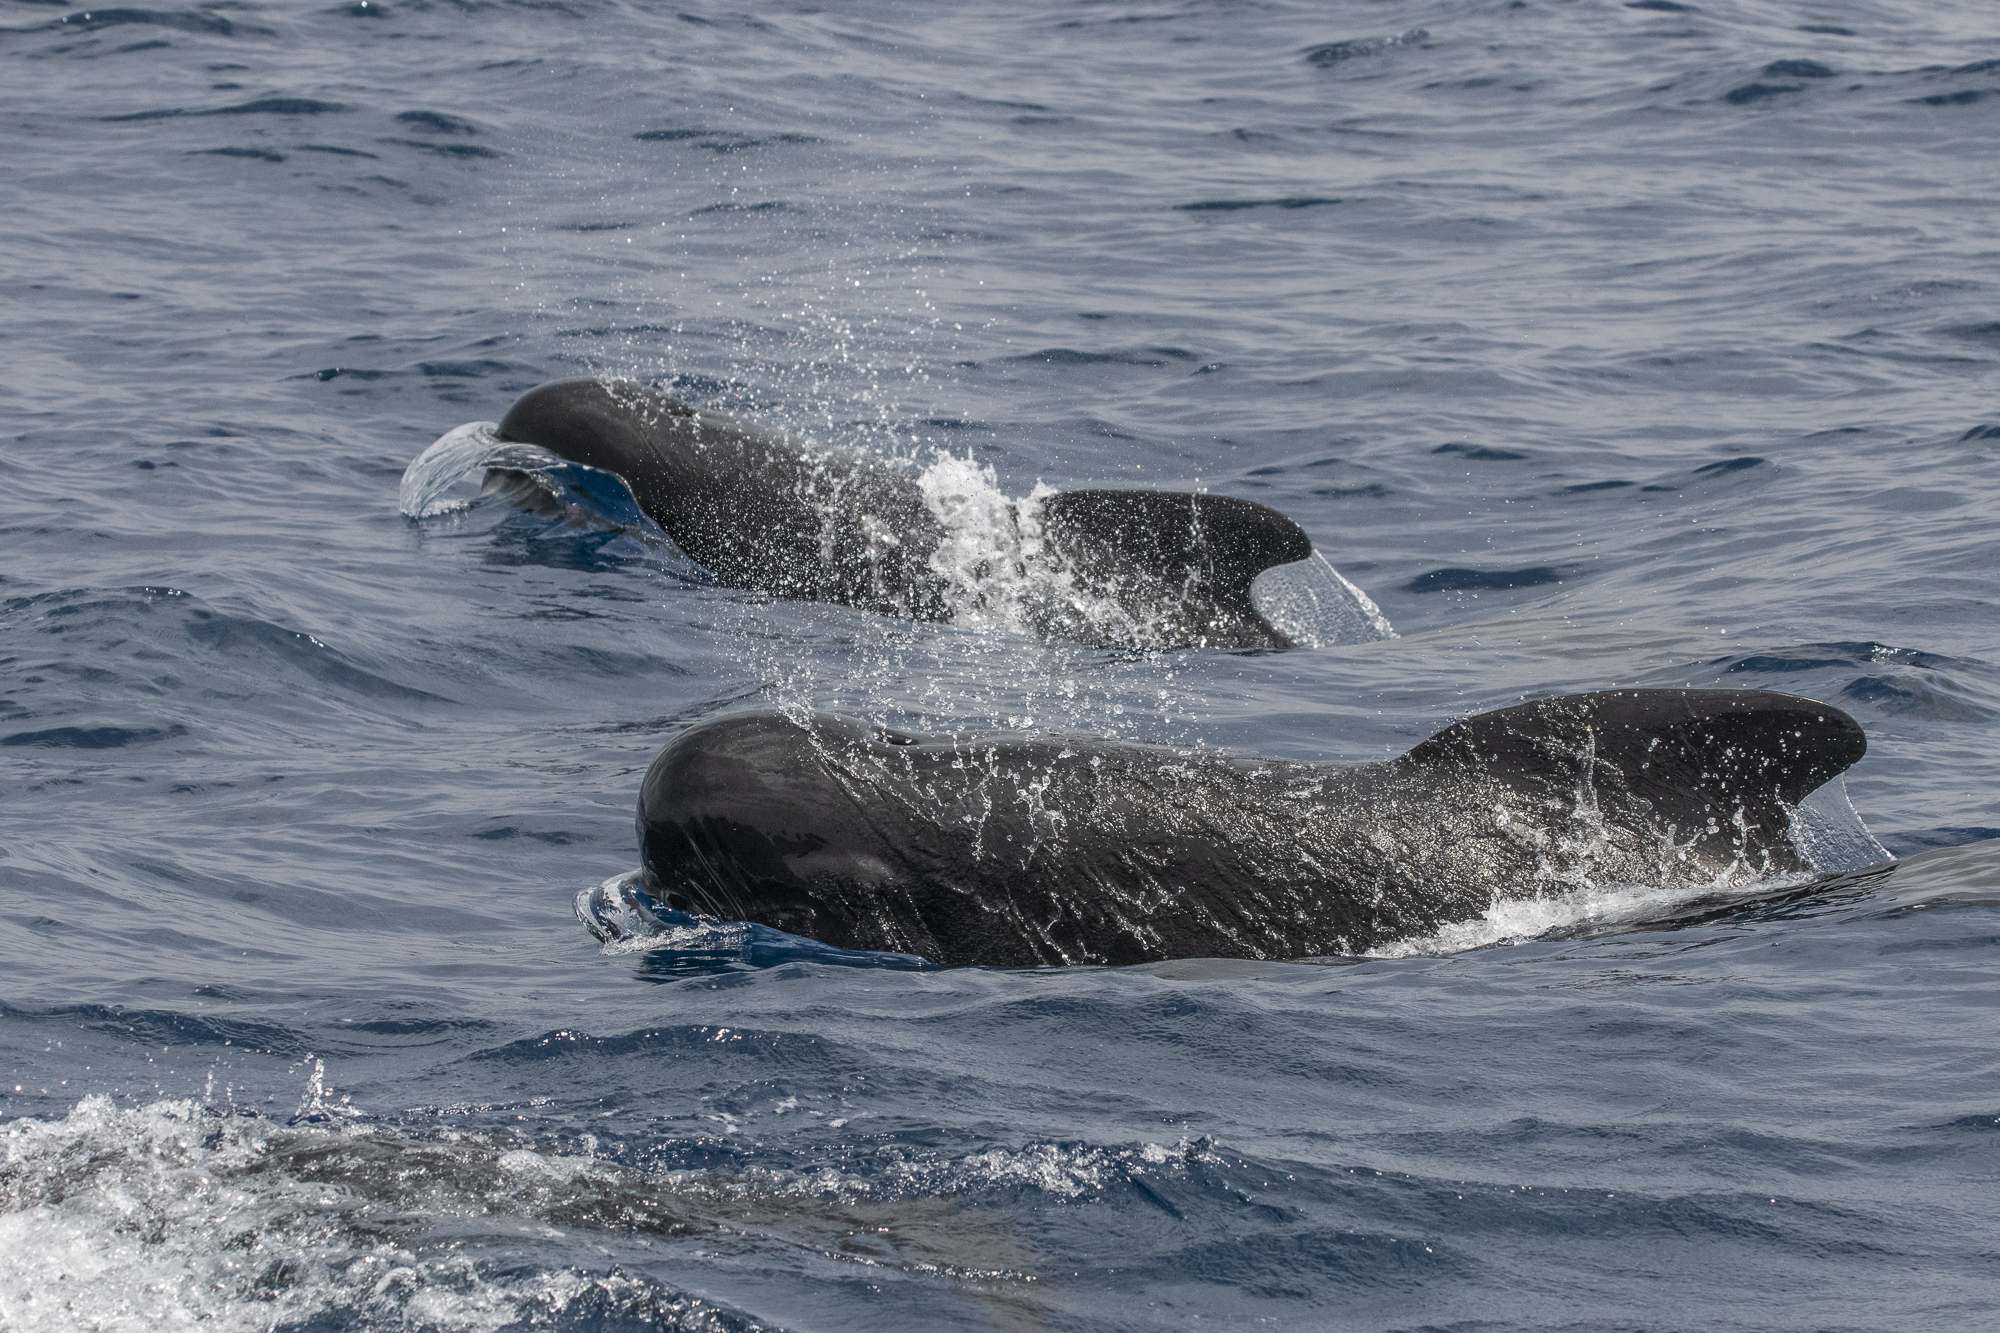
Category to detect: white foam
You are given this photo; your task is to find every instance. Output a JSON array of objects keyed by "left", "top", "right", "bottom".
[
  {"left": 0, "top": 1085, "right": 1227, "bottom": 1330},
  {"left": 0, "top": 1095, "right": 403, "bottom": 1333},
  {"left": 917, "top": 452, "right": 1128, "bottom": 642},
  {"left": 0, "top": 1095, "right": 761, "bottom": 1333},
  {"left": 1359, "top": 870, "right": 1806, "bottom": 959},
  {"left": 876, "top": 1136, "right": 1222, "bottom": 1201},
  {"left": 1362, "top": 782, "right": 1890, "bottom": 961}
]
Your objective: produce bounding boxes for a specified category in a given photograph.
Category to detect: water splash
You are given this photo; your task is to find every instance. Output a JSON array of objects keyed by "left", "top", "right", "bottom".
[
  {"left": 403, "top": 423, "right": 1393, "bottom": 651},
  {"left": 396, "top": 421, "right": 563, "bottom": 519},
  {"left": 1368, "top": 778, "right": 1890, "bottom": 959},
  {"left": 1, "top": 1088, "right": 1226, "bottom": 1331},
  {"left": 1359, "top": 870, "right": 1821, "bottom": 959},
  {"left": 916, "top": 453, "right": 1143, "bottom": 644},
  {"left": 576, "top": 872, "right": 936, "bottom": 974},
  {"left": 1789, "top": 777, "right": 1893, "bottom": 874},
  {"left": 0, "top": 1096, "right": 767, "bottom": 1333},
  {"left": 915, "top": 451, "right": 1392, "bottom": 648},
  {"left": 1250, "top": 553, "right": 1396, "bottom": 648}
]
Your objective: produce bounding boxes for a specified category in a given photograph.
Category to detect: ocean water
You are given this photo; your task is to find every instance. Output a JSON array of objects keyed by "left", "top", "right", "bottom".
[{"left": 4, "top": 0, "right": 2000, "bottom": 1328}]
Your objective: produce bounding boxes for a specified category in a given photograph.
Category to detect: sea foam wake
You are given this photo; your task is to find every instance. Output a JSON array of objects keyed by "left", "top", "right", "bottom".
[
  {"left": 1, "top": 1084, "right": 1220, "bottom": 1333},
  {"left": 1368, "top": 778, "right": 1891, "bottom": 958},
  {"left": 0, "top": 1094, "right": 762, "bottom": 1333}
]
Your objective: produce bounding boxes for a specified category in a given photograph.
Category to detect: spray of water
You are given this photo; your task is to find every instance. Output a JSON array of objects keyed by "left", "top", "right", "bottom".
[
  {"left": 0, "top": 1083, "right": 1217, "bottom": 1329},
  {"left": 400, "top": 416, "right": 1392, "bottom": 658}
]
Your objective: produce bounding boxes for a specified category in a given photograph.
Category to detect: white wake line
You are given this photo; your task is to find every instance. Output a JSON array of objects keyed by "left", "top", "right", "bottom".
[{"left": 1370, "top": 779, "right": 1890, "bottom": 959}]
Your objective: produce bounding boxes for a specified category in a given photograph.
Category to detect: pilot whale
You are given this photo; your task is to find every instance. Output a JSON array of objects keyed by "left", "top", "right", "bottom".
[
  {"left": 627, "top": 689, "right": 1868, "bottom": 966},
  {"left": 483, "top": 377, "right": 1323, "bottom": 649}
]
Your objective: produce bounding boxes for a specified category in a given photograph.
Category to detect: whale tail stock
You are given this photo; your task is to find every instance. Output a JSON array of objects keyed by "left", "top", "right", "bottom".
[{"left": 633, "top": 689, "right": 1870, "bottom": 966}]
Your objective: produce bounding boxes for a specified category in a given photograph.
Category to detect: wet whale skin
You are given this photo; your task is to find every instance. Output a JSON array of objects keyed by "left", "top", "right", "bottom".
[
  {"left": 494, "top": 377, "right": 1313, "bottom": 648},
  {"left": 637, "top": 688, "right": 1866, "bottom": 966}
]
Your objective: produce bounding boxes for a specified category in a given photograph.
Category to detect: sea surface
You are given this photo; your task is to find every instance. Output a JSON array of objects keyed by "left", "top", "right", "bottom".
[{"left": 4, "top": 1, "right": 1999, "bottom": 1328}]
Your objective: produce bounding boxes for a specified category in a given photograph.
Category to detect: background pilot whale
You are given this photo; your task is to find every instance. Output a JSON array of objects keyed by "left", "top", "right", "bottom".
[
  {"left": 400, "top": 377, "right": 1394, "bottom": 650},
  {"left": 595, "top": 688, "right": 1887, "bottom": 968}
]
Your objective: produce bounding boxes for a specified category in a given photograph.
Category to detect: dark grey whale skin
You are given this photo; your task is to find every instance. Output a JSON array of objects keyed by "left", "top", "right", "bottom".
[
  {"left": 636, "top": 689, "right": 1867, "bottom": 967},
  {"left": 491, "top": 377, "right": 1311, "bottom": 649}
]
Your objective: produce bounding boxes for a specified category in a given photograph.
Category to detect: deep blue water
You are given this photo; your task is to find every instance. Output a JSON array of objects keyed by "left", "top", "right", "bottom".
[{"left": 4, "top": 1, "right": 2000, "bottom": 1328}]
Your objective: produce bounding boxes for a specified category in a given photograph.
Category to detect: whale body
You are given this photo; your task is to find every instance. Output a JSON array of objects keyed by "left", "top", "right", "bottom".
[
  {"left": 629, "top": 689, "right": 1868, "bottom": 966},
  {"left": 485, "top": 377, "right": 1324, "bottom": 649}
]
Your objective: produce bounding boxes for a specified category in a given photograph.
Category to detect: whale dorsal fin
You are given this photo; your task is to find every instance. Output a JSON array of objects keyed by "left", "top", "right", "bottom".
[
  {"left": 1037, "top": 490, "right": 1314, "bottom": 649},
  {"left": 1397, "top": 689, "right": 1866, "bottom": 864}
]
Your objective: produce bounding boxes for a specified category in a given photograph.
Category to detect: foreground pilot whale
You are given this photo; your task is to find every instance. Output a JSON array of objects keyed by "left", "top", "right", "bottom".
[
  {"left": 624, "top": 689, "right": 1869, "bottom": 966},
  {"left": 478, "top": 377, "right": 1342, "bottom": 649}
]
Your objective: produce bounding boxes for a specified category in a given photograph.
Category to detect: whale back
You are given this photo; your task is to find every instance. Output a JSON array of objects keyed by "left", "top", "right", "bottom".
[
  {"left": 1037, "top": 491, "right": 1312, "bottom": 649},
  {"left": 634, "top": 690, "right": 1868, "bottom": 967},
  {"left": 497, "top": 378, "right": 950, "bottom": 618},
  {"left": 487, "top": 377, "right": 1328, "bottom": 648}
]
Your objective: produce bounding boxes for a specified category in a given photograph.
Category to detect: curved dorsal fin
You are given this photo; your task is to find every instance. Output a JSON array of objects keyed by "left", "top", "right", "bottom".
[
  {"left": 1398, "top": 689, "right": 1866, "bottom": 864},
  {"left": 1037, "top": 490, "right": 1313, "bottom": 648}
]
